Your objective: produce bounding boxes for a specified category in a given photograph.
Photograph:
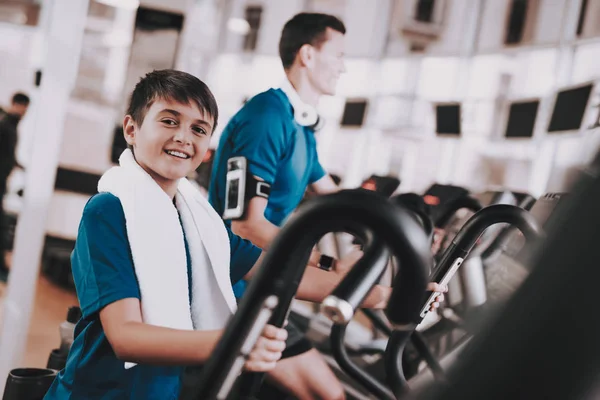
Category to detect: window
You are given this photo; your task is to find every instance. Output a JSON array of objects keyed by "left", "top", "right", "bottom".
[
  {"left": 341, "top": 99, "right": 368, "bottom": 127},
  {"left": 548, "top": 84, "right": 593, "bottom": 133},
  {"left": 0, "top": 0, "right": 41, "bottom": 26},
  {"left": 243, "top": 5, "right": 262, "bottom": 52},
  {"left": 415, "top": 0, "right": 436, "bottom": 23},
  {"left": 435, "top": 103, "right": 461, "bottom": 136},
  {"left": 505, "top": 100, "right": 539, "bottom": 139},
  {"left": 505, "top": 0, "right": 528, "bottom": 44}
]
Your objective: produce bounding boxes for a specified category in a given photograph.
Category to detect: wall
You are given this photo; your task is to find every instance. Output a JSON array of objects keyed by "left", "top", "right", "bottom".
[
  {"left": 532, "top": 0, "right": 568, "bottom": 44},
  {"left": 476, "top": 0, "right": 510, "bottom": 52},
  {"left": 1, "top": 0, "right": 599, "bottom": 243}
]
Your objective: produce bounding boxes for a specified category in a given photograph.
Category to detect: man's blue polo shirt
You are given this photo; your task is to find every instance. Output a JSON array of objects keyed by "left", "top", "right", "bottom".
[
  {"left": 208, "top": 89, "right": 326, "bottom": 296},
  {"left": 43, "top": 192, "right": 261, "bottom": 400}
]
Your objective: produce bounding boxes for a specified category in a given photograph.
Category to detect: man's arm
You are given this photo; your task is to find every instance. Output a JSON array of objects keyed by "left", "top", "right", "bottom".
[
  {"left": 310, "top": 174, "right": 340, "bottom": 195},
  {"left": 243, "top": 249, "right": 387, "bottom": 308},
  {"left": 231, "top": 196, "right": 324, "bottom": 267},
  {"left": 242, "top": 250, "right": 447, "bottom": 310},
  {"left": 231, "top": 196, "right": 279, "bottom": 251},
  {"left": 232, "top": 174, "right": 340, "bottom": 264}
]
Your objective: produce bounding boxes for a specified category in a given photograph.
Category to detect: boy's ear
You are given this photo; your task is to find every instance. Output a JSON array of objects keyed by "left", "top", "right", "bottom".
[{"left": 123, "top": 115, "right": 137, "bottom": 146}]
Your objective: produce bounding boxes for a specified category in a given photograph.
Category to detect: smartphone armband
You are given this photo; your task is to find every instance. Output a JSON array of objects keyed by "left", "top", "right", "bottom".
[{"left": 223, "top": 156, "right": 271, "bottom": 220}]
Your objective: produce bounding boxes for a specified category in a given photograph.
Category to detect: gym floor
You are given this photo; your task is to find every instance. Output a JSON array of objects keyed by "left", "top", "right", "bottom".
[{"left": 0, "top": 252, "right": 78, "bottom": 369}]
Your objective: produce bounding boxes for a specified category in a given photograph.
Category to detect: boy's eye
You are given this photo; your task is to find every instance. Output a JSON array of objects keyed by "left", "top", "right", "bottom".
[
  {"left": 161, "top": 119, "right": 177, "bottom": 126},
  {"left": 192, "top": 126, "right": 207, "bottom": 136}
]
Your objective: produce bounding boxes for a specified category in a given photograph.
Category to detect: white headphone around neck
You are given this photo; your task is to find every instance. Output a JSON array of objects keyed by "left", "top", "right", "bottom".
[{"left": 278, "top": 79, "right": 324, "bottom": 131}]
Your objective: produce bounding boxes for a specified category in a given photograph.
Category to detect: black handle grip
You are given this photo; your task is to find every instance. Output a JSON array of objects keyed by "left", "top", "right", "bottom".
[
  {"left": 322, "top": 240, "right": 390, "bottom": 323},
  {"left": 331, "top": 324, "right": 396, "bottom": 400}
]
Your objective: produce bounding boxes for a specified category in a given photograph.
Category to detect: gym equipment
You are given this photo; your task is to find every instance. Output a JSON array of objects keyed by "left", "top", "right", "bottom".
[
  {"left": 184, "top": 189, "right": 432, "bottom": 400},
  {"left": 417, "top": 154, "right": 600, "bottom": 400},
  {"left": 46, "top": 306, "right": 81, "bottom": 371},
  {"left": 326, "top": 204, "right": 543, "bottom": 399},
  {"left": 2, "top": 368, "right": 57, "bottom": 400}
]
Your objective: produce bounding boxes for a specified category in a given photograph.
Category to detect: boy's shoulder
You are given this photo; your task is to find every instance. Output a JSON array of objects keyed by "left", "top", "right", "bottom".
[{"left": 83, "top": 192, "right": 124, "bottom": 218}]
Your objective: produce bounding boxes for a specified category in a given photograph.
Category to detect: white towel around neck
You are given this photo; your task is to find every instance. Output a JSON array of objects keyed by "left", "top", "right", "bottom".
[{"left": 97, "top": 149, "right": 237, "bottom": 368}]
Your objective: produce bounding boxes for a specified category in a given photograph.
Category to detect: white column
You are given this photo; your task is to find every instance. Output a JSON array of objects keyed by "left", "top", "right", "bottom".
[
  {"left": 0, "top": 0, "right": 90, "bottom": 391},
  {"left": 102, "top": 7, "right": 136, "bottom": 104}
]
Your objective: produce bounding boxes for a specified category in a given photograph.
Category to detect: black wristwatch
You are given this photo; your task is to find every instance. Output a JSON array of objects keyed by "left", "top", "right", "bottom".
[{"left": 317, "top": 255, "right": 335, "bottom": 271}]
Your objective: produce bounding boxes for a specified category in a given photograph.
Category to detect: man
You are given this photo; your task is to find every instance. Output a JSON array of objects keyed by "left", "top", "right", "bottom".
[
  {"left": 0, "top": 92, "right": 30, "bottom": 280},
  {"left": 209, "top": 13, "right": 348, "bottom": 399},
  {"left": 208, "top": 12, "right": 359, "bottom": 399},
  {"left": 209, "top": 13, "right": 446, "bottom": 399}
]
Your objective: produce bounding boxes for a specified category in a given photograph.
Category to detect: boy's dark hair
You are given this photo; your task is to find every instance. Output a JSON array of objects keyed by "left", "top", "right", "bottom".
[
  {"left": 127, "top": 69, "right": 219, "bottom": 132},
  {"left": 279, "top": 13, "right": 346, "bottom": 70},
  {"left": 12, "top": 92, "right": 30, "bottom": 106}
]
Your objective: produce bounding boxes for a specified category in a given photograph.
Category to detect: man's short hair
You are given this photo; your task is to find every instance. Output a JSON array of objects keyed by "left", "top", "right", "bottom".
[
  {"left": 12, "top": 92, "right": 30, "bottom": 106},
  {"left": 279, "top": 13, "right": 346, "bottom": 70},
  {"left": 127, "top": 69, "right": 219, "bottom": 132}
]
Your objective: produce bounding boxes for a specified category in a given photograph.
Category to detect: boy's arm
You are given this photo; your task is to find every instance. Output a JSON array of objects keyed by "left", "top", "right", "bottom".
[
  {"left": 100, "top": 298, "right": 287, "bottom": 370},
  {"left": 100, "top": 298, "right": 222, "bottom": 365}
]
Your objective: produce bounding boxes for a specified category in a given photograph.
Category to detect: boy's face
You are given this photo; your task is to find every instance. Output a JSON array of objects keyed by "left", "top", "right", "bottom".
[
  {"left": 123, "top": 99, "right": 214, "bottom": 194},
  {"left": 307, "top": 28, "right": 346, "bottom": 96}
]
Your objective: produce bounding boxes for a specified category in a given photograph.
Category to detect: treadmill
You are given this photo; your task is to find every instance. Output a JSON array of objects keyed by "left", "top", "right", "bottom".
[
  {"left": 417, "top": 161, "right": 600, "bottom": 400},
  {"left": 408, "top": 191, "right": 566, "bottom": 391}
]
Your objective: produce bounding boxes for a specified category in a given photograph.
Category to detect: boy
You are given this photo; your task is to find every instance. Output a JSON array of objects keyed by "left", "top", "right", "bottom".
[{"left": 44, "top": 70, "right": 394, "bottom": 399}]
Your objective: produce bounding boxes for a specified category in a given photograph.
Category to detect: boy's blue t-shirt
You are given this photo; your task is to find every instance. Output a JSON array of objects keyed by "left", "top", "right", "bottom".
[
  {"left": 44, "top": 192, "right": 261, "bottom": 400},
  {"left": 208, "top": 89, "right": 326, "bottom": 296}
]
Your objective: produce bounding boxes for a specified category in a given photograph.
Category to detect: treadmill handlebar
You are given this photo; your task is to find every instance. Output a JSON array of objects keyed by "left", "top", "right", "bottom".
[
  {"left": 321, "top": 241, "right": 390, "bottom": 324},
  {"left": 434, "top": 195, "right": 483, "bottom": 228},
  {"left": 185, "top": 189, "right": 432, "bottom": 400},
  {"left": 419, "top": 204, "right": 544, "bottom": 323}
]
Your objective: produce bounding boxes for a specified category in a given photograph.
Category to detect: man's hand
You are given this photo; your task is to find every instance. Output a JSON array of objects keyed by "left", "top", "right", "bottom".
[
  {"left": 244, "top": 324, "right": 287, "bottom": 372},
  {"left": 432, "top": 228, "right": 446, "bottom": 255},
  {"left": 332, "top": 248, "right": 363, "bottom": 276},
  {"left": 426, "top": 282, "right": 447, "bottom": 311},
  {"left": 361, "top": 282, "right": 448, "bottom": 310}
]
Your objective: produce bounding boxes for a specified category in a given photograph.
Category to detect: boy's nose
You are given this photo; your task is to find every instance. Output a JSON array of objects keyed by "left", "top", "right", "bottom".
[{"left": 173, "top": 128, "right": 190, "bottom": 144}]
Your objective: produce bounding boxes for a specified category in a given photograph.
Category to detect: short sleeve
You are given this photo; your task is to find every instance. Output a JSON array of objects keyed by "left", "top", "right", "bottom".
[
  {"left": 309, "top": 157, "right": 327, "bottom": 184},
  {"left": 71, "top": 193, "right": 140, "bottom": 317},
  {"left": 231, "top": 102, "right": 290, "bottom": 185},
  {"left": 225, "top": 224, "right": 262, "bottom": 285}
]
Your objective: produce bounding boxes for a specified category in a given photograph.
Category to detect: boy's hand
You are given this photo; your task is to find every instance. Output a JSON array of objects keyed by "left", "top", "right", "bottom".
[
  {"left": 361, "top": 282, "right": 448, "bottom": 310},
  {"left": 244, "top": 324, "right": 287, "bottom": 372}
]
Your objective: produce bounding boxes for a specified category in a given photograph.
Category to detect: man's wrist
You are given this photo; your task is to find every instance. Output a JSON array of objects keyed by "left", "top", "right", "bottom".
[{"left": 317, "top": 254, "right": 335, "bottom": 271}]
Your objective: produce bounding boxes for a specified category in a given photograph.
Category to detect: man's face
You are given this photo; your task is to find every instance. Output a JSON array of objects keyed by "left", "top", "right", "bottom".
[
  {"left": 10, "top": 103, "right": 28, "bottom": 119},
  {"left": 307, "top": 28, "right": 346, "bottom": 96},
  {"left": 123, "top": 99, "right": 214, "bottom": 193}
]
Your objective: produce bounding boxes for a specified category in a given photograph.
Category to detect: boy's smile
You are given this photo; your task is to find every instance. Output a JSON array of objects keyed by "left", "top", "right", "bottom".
[{"left": 123, "top": 99, "right": 214, "bottom": 197}]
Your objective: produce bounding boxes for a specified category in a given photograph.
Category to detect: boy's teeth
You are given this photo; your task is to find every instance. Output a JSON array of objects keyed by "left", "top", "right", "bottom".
[{"left": 167, "top": 150, "right": 189, "bottom": 159}]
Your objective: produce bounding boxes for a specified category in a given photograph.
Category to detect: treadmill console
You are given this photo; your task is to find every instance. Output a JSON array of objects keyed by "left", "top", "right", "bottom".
[{"left": 485, "top": 192, "right": 567, "bottom": 304}]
